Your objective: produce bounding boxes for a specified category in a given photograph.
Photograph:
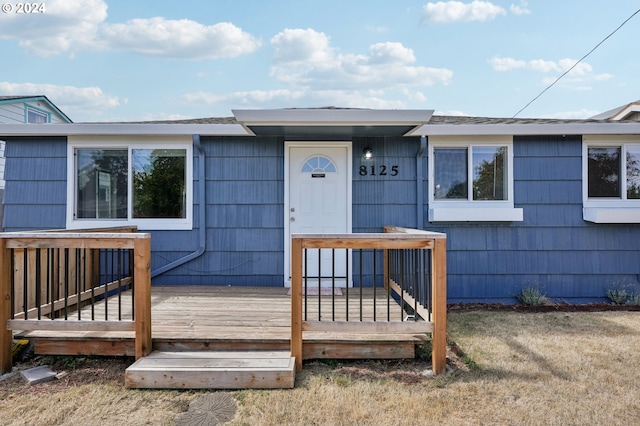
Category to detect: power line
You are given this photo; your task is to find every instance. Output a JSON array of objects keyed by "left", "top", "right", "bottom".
[{"left": 512, "top": 8, "right": 640, "bottom": 118}]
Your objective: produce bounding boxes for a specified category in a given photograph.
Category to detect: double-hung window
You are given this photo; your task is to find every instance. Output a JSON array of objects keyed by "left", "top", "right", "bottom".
[
  {"left": 67, "top": 136, "right": 193, "bottom": 230},
  {"left": 428, "top": 135, "right": 522, "bottom": 222},
  {"left": 583, "top": 135, "right": 640, "bottom": 223}
]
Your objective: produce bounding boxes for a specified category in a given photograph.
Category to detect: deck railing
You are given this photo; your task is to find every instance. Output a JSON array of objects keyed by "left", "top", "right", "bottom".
[
  {"left": 291, "top": 226, "right": 447, "bottom": 375},
  {"left": 0, "top": 227, "right": 152, "bottom": 374}
]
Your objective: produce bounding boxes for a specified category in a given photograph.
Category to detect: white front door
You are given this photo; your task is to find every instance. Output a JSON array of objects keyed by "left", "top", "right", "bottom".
[{"left": 284, "top": 142, "right": 352, "bottom": 287}]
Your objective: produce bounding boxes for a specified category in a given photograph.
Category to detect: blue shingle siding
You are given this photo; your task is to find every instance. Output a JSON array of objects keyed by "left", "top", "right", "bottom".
[
  {"left": 2, "top": 137, "right": 67, "bottom": 231},
  {"left": 2, "top": 132, "right": 638, "bottom": 303},
  {"left": 425, "top": 135, "right": 640, "bottom": 304},
  {"left": 352, "top": 136, "right": 419, "bottom": 234},
  {"left": 151, "top": 136, "right": 285, "bottom": 286}
]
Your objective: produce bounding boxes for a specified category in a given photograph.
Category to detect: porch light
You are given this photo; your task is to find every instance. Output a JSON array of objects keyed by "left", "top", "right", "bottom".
[{"left": 363, "top": 147, "right": 373, "bottom": 160}]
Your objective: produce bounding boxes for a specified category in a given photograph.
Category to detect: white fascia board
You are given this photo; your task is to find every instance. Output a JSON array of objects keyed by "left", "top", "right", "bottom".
[
  {"left": 233, "top": 109, "right": 434, "bottom": 125},
  {"left": 0, "top": 123, "right": 251, "bottom": 136},
  {"left": 407, "top": 122, "right": 640, "bottom": 137}
]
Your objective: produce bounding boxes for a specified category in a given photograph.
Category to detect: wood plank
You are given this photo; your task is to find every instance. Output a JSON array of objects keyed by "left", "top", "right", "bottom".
[
  {"left": 146, "top": 351, "right": 291, "bottom": 359},
  {"left": 134, "top": 237, "right": 152, "bottom": 359},
  {"left": 387, "top": 279, "right": 431, "bottom": 321},
  {"left": 291, "top": 237, "right": 303, "bottom": 372},
  {"left": 302, "top": 320, "right": 432, "bottom": 334},
  {"left": 0, "top": 240, "right": 12, "bottom": 374},
  {"left": 297, "top": 234, "right": 434, "bottom": 250},
  {"left": 7, "top": 319, "right": 135, "bottom": 332},
  {"left": 431, "top": 237, "right": 447, "bottom": 376},
  {"left": 35, "top": 339, "right": 134, "bottom": 357},
  {"left": 303, "top": 342, "right": 415, "bottom": 359},
  {"left": 125, "top": 351, "right": 295, "bottom": 389},
  {"left": 12, "top": 278, "right": 133, "bottom": 320}
]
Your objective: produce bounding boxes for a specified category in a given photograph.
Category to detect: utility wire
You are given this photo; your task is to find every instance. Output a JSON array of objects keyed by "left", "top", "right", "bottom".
[{"left": 513, "top": 8, "right": 640, "bottom": 118}]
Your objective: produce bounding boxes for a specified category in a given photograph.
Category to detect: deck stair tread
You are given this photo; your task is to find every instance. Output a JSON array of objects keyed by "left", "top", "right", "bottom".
[{"left": 125, "top": 350, "right": 295, "bottom": 390}]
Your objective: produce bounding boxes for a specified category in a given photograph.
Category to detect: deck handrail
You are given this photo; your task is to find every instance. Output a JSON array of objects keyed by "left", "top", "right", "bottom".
[
  {"left": 291, "top": 228, "right": 447, "bottom": 375},
  {"left": 0, "top": 229, "right": 152, "bottom": 373}
]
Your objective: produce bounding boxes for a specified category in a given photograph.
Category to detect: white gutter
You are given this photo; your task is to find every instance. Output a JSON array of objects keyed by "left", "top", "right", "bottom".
[
  {"left": 0, "top": 123, "right": 251, "bottom": 136},
  {"left": 406, "top": 122, "right": 640, "bottom": 137}
]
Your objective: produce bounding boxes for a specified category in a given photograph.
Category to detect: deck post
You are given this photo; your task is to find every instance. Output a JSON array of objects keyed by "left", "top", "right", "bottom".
[
  {"left": 0, "top": 238, "right": 13, "bottom": 373},
  {"left": 431, "top": 237, "right": 447, "bottom": 375},
  {"left": 291, "top": 237, "right": 303, "bottom": 372},
  {"left": 133, "top": 236, "right": 152, "bottom": 360}
]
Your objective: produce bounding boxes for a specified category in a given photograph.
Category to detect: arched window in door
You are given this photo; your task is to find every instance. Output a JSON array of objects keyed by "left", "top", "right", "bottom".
[{"left": 301, "top": 155, "right": 337, "bottom": 173}]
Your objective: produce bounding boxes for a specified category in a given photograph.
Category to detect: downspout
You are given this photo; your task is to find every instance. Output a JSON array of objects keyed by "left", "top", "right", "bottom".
[
  {"left": 151, "top": 134, "right": 206, "bottom": 278},
  {"left": 416, "top": 135, "right": 427, "bottom": 230}
]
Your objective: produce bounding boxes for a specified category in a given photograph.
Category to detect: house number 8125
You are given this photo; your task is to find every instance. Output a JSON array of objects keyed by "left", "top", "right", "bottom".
[{"left": 359, "top": 165, "right": 399, "bottom": 176}]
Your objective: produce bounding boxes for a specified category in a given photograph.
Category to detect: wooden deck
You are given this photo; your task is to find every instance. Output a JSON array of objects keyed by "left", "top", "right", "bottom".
[{"left": 16, "top": 285, "right": 428, "bottom": 360}]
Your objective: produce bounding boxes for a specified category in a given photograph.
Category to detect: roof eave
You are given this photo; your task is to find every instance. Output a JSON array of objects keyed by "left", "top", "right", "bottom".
[
  {"left": 0, "top": 123, "right": 251, "bottom": 137},
  {"left": 232, "top": 108, "right": 434, "bottom": 126},
  {"left": 406, "top": 122, "right": 640, "bottom": 136}
]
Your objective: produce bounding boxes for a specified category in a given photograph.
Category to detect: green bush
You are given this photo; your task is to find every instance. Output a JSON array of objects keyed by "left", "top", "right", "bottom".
[
  {"left": 606, "top": 288, "right": 629, "bottom": 305},
  {"left": 517, "top": 286, "right": 548, "bottom": 306}
]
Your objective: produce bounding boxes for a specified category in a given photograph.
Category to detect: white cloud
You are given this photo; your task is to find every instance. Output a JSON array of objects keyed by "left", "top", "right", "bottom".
[
  {"left": 271, "top": 28, "right": 334, "bottom": 64},
  {"left": 423, "top": 1, "right": 507, "bottom": 23},
  {"left": 100, "top": 18, "right": 261, "bottom": 59},
  {"left": 490, "top": 56, "right": 614, "bottom": 91},
  {"left": 510, "top": 1, "right": 531, "bottom": 15},
  {"left": 490, "top": 56, "right": 594, "bottom": 77},
  {"left": 0, "top": 0, "right": 260, "bottom": 59},
  {"left": 0, "top": 0, "right": 107, "bottom": 57},
  {"left": 0, "top": 81, "right": 120, "bottom": 121},
  {"left": 181, "top": 89, "right": 410, "bottom": 111},
  {"left": 181, "top": 29, "right": 452, "bottom": 112},
  {"left": 269, "top": 29, "right": 452, "bottom": 90},
  {"left": 488, "top": 57, "right": 526, "bottom": 71}
]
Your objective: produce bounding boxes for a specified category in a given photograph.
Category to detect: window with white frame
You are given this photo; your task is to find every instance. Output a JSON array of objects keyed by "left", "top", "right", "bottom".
[
  {"left": 583, "top": 135, "right": 640, "bottom": 223},
  {"left": 428, "top": 135, "right": 523, "bottom": 222},
  {"left": 25, "top": 106, "right": 50, "bottom": 123},
  {"left": 67, "top": 136, "right": 193, "bottom": 230}
]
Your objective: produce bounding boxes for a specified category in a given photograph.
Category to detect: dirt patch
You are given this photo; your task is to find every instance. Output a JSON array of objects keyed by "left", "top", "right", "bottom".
[
  {"left": 0, "top": 356, "right": 132, "bottom": 398},
  {"left": 448, "top": 302, "right": 640, "bottom": 313}
]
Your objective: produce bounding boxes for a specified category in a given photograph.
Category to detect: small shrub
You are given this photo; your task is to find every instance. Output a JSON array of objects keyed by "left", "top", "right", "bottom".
[
  {"left": 606, "top": 288, "right": 629, "bottom": 305},
  {"left": 517, "top": 286, "right": 548, "bottom": 306},
  {"left": 627, "top": 294, "right": 640, "bottom": 306},
  {"left": 415, "top": 341, "right": 432, "bottom": 361}
]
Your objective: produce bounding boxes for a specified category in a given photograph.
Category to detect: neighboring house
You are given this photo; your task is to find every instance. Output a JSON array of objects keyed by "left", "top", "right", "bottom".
[
  {"left": 591, "top": 100, "right": 640, "bottom": 121},
  {"left": 0, "top": 95, "right": 72, "bottom": 230},
  {"left": 1, "top": 107, "right": 639, "bottom": 304},
  {"left": 0, "top": 95, "right": 73, "bottom": 124}
]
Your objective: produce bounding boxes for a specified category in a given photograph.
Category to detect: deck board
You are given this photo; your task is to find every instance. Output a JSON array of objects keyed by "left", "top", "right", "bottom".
[{"left": 16, "top": 285, "right": 427, "bottom": 359}]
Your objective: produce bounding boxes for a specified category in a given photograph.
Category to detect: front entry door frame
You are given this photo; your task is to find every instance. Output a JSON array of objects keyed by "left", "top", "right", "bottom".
[{"left": 284, "top": 141, "right": 352, "bottom": 287}]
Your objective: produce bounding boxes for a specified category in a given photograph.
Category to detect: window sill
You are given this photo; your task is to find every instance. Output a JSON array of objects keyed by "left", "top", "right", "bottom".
[
  {"left": 67, "top": 219, "right": 192, "bottom": 231},
  {"left": 429, "top": 207, "right": 523, "bottom": 223},
  {"left": 583, "top": 207, "right": 640, "bottom": 223}
]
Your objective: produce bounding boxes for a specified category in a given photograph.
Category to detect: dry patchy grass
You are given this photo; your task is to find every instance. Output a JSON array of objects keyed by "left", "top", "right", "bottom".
[{"left": 1, "top": 311, "right": 639, "bottom": 425}]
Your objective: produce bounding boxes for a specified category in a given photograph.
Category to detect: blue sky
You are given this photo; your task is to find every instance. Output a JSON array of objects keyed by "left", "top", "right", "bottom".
[{"left": 0, "top": 0, "right": 639, "bottom": 122}]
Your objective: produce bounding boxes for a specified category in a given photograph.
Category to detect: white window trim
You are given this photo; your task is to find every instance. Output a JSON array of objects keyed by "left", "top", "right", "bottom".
[
  {"left": 25, "top": 104, "right": 50, "bottom": 123},
  {"left": 582, "top": 134, "right": 640, "bottom": 223},
  {"left": 428, "top": 135, "right": 523, "bottom": 222},
  {"left": 67, "top": 135, "right": 193, "bottom": 230}
]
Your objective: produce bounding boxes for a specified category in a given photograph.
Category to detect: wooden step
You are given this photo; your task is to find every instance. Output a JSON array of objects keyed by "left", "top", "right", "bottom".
[{"left": 125, "top": 351, "right": 295, "bottom": 389}]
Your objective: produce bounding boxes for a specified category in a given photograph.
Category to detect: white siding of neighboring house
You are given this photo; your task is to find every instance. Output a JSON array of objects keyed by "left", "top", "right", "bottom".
[
  {"left": 0, "top": 100, "right": 68, "bottom": 123},
  {"left": 0, "top": 102, "right": 27, "bottom": 123}
]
